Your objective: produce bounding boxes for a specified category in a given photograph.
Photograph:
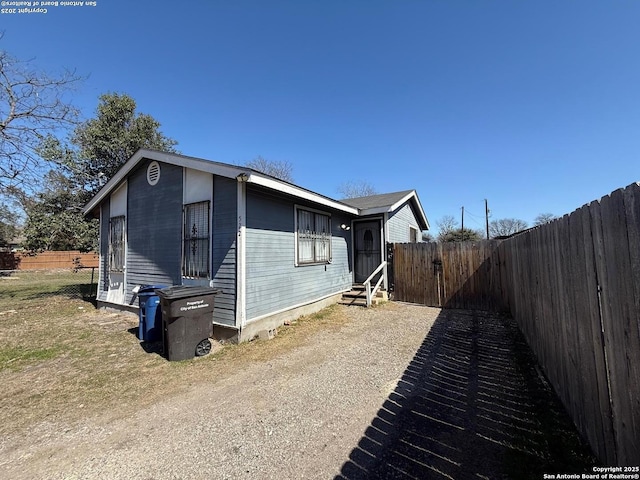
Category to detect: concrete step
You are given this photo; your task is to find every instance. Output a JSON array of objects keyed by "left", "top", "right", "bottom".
[
  {"left": 338, "top": 297, "right": 368, "bottom": 307},
  {"left": 339, "top": 287, "right": 388, "bottom": 307}
]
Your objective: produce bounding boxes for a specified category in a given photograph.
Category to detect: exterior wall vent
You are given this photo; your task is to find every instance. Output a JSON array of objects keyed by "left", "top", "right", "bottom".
[{"left": 147, "top": 161, "right": 161, "bottom": 186}]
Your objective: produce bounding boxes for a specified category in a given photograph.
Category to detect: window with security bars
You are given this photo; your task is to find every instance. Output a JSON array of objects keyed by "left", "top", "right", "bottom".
[
  {"left": 297, "top": 208, "right": 331, "bottom": 265},
  {"left": 109, "top": 216, "right": 125, "bottom": 272},
  {"left": 182, "top": 201, "right": 210, "bottom": 278}
]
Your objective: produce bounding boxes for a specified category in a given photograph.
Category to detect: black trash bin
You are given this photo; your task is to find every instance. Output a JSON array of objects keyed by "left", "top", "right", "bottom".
[{"left": 156, "top": 286, "right": 218, "bottom": 361}]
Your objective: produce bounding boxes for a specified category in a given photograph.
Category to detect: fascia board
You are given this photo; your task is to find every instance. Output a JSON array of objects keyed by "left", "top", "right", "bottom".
[
  {"left": 412, "top": 195, "right": 430, "bottom": 230},
  {"left": 389, "top": 191, "right": 418, "bottom": 213},
  {"left": 390, "top": 190, "right": 430, "bottom": 231},
  {"left": 83, "top": 149, "right": 248, "bottom": 215},
  {"left": 83, "top": 149, "right": 145, "bottom": 215},
  {"left": 248, "top": 175, "right": 359, "bottom": 215},
  {"left": 83, "top": 148, "right": 378, "bottom": 219},
  {"left": 361, "top": 190, "right": 430, "bottom": 231}
]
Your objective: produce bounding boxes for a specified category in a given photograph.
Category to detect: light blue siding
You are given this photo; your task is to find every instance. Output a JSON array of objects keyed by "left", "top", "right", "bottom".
[
  {"left": 244, "top": 188, "right": 353, "bottom": 321},
  {"left": 210, "top": 176, "right": 237, "bottom": 326},
  {"left": 126, "top": 160, "right": 183, "bottom": 304},
  {"left": 388, "top": 203, "right": 422, "bottom": 243}
]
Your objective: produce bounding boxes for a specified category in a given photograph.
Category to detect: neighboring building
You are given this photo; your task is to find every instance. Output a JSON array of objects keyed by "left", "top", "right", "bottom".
[{"left": 83, "top": 149, "right": 429, "bottom": 342}]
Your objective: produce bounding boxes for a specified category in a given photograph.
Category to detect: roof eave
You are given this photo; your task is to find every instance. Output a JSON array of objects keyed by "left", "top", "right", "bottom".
[
  {"left": 247, "top": 175, "right": 358, "bottom": 215},
  {"left": 349, "top": 190, "right": 429, "bottom": 230},
  {"left": 83, "top": 149, "right": 360, "bottom": 217},
  {"left": 390, "top": 190, "right": 430, "bottom": 230}
]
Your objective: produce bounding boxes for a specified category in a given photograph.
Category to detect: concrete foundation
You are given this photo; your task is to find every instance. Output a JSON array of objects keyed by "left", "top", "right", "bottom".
[
  {"left": 97, "top": 292, "right": 344, "bottom": 345},
  {"left": 238, "top": 292, "right": 343, "bottom": 343},
  {"left": 96, "top": 300, "right": 139, "bottom": 316}
]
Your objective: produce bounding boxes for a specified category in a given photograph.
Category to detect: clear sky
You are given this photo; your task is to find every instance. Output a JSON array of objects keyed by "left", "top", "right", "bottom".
[{"left": 2, "top": 0, "right": 639, "bottom": 235}]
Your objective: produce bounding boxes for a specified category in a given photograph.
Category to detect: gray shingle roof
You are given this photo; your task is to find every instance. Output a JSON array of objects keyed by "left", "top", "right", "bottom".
[{"left": 340, "top": 190, "right": 415, "bottom": 210}]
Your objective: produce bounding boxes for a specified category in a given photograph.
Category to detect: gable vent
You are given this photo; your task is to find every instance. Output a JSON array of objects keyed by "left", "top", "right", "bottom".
[{"left": 147, "top": 161, "right": 161, "bottom": 186}]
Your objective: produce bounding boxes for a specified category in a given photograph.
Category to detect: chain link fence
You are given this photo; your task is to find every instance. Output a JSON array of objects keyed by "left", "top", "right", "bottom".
[{"left": 0, "top": 268, "right": 98, "bottom": 301}]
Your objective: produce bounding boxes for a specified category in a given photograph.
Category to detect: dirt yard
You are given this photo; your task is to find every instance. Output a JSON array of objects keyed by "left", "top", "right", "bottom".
[{"left": 0, "top": 276, "right": 597, "bottom": 479}]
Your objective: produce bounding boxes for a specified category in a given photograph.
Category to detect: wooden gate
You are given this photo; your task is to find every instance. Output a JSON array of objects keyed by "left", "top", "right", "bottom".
[{"left": 392, "top": 240, "right": 503, "bottom": 310}]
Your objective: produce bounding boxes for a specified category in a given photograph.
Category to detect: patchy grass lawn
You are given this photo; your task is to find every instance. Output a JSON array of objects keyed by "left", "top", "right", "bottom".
[{"left": 0, "top": 271, "right": 350, "bottom": 437}]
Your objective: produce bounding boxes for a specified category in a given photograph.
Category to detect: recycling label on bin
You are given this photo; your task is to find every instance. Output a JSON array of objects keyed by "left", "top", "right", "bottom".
[{"left": 180, "top": 300, "right": 210, "bottom": 312}]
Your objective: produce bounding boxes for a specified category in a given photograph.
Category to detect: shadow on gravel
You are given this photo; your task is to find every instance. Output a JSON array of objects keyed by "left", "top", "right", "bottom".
[{"left": 336, "top": 309, "right": 598, "bottom": 480}]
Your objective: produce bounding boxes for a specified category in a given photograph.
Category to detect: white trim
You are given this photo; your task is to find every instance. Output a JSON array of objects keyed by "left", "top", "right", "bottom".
[
  {"left": 249, "top": 175, "right": 358, "bottom": 215},
  {"left": 183, "top": 168, "right": 213, "bottom": 204},
  {"left": 358, "top": 190, "right": 430, "bottom": 230},
  {"left": 110, "top": 181, "right": 127, "bottom": 217},
  {"left": 98, "top": 205, "right": 104, "bottom": 297},
  {"left": 84, "top": 149, "right": 359, "bottom": 217},
  {"left": 212, "top": 320, "right": 239, "bottom": 330},
  {"left": 244, "top": 289, "right": 349, "bottom": 325},
  {"left": 181, "top": 169, "right": 214, "bottom": 282},
  {"left": 84, "top": 150, "right": 247, "bottom": 215},
  {"left": 389, "top": 191, "right": 418, "bottom": 213},
  {"left": 106, "top": 181, "right": 128, "bottom": 305},
  {"left": 383, "top": 212, "right": 389, "bottom": 290},
  {"left": 236, "top": 180, "right": 247, "bottom": 329},
  {"left": 379, "top": 221, "right": 385, "bottom": 267},
  {"left": 181, "top": 200, "right": 212, "bottom": 281},
  {"left": 294, "top": 204, "right": 332, "bottom": 266},
  {"left": 409, "top": 225, "right": 419, "bottom": 243}
]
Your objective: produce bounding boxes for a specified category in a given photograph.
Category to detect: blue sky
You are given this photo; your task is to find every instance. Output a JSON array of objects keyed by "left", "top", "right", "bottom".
[{"left": 3, "top": 0, "right": 639, "bottom": 234}]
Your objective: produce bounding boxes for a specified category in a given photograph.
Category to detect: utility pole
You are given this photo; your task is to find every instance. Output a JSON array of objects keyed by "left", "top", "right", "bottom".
[
  {"left": 461, "top": 206, "right": 464, "bottom": 241},
  {"left": 485, "top": 199, "right": 490, "bottom": 240}
]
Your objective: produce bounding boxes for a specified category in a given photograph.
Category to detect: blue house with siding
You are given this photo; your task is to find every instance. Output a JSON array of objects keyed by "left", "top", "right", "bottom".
[{"left": 84, "top": 149, "right": 429, "bottom": 342}]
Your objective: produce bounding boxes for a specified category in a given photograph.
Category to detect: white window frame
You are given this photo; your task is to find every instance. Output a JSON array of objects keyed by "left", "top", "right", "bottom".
[
  {"left": 409, "top": 226, "right": 418, "bottom": 243},
  {"left": 109, "top": 215, "right": 126, "bottom": 272},
  {"left": 182, "top": 200, "right": 211, "bottom": 279},
  {"left": 294, "top": 205, "right": 332, "bottom": 266}
]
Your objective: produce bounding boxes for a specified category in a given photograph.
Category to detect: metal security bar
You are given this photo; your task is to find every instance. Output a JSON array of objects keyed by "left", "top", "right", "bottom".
[
  {"left": 182, "top": 201, "right": 210, "bottom": 278},
  {"left": 109, "top": 216, "right": 125, "bottom": 272},
  {"left": 296, "top": 208, "right": 331, "bottom": 264}
]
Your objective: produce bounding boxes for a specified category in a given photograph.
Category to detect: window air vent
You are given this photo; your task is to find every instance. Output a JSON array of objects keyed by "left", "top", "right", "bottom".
[{"left": 147, "top": 161, "right": 161, "bottom": 186}]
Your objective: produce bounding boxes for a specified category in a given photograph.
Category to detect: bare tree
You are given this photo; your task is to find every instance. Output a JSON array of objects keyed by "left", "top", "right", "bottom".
[
  {"left": 489, "top": 218, "right": 528, "bottom": 238},
  {"left": 435, "top": 214, "right": 458, "bottom": 242},
  {"left": 337, "top": 180, "right": 377, "bottom": 199},
  {"left": 246, "top": 156, "right": 294, "bottom": 182},
  {"left": 0, "top": 39, "right": 82, "bottom": 191},
  {"left": 534, "top": 213, "right": 557, "bottom": 226}
]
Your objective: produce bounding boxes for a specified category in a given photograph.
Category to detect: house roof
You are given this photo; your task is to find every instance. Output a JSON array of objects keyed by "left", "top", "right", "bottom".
[
  {"left": 83, "top": 149, "right": 359, "bottom": 216},
  {"left": 342, "top": 190, "right": 430, "bottom": 230},
  {"left": 341, "top": 190, "right": 414, "bottom": 210},
  {"left": 83, "top": 149, "right": 429, "bottom": 230}
]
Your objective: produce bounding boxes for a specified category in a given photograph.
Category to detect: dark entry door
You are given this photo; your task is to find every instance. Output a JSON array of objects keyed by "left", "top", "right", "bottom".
[{"left": 354, "top": 220, "right": 382, "bottom": 283}]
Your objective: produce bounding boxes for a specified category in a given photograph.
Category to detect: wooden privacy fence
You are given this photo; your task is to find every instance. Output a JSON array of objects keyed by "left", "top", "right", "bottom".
[
  {"left": 0, "top": 251, "right": 98, "bottom": 270},
  {"left": 497, "top": 183, "right": 640, "bottom": 466},
  {"left": 393, "top": 240, "right": 503, "bottom": 310},
  {"left": 391, "top": 182, "right": 640, "bottom": 465}
]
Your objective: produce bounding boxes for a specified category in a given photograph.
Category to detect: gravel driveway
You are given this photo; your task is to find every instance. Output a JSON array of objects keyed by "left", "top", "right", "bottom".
[{"left": 1, "top": 302, "right": 595, "bottom": 479}]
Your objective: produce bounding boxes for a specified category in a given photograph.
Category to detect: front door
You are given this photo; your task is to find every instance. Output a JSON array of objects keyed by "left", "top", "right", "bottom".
[{"left": 354, "top": 220, "right": 382, "bottom": 284}]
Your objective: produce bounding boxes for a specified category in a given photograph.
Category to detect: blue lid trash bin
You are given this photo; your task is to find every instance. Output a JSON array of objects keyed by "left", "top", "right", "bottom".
[{"left": 137, "top": 285, "right": 167, "bottom": 342}]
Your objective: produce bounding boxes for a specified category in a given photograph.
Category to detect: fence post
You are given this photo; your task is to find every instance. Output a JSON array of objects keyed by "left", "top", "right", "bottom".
[{"left": 386, "top": 242, "right": 394, "bottom": 294}]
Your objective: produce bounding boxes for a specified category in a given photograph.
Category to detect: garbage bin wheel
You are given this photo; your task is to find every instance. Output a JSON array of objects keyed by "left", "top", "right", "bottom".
[{"left": 195, "top": 339, "right": 212, "bottom": 357}]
